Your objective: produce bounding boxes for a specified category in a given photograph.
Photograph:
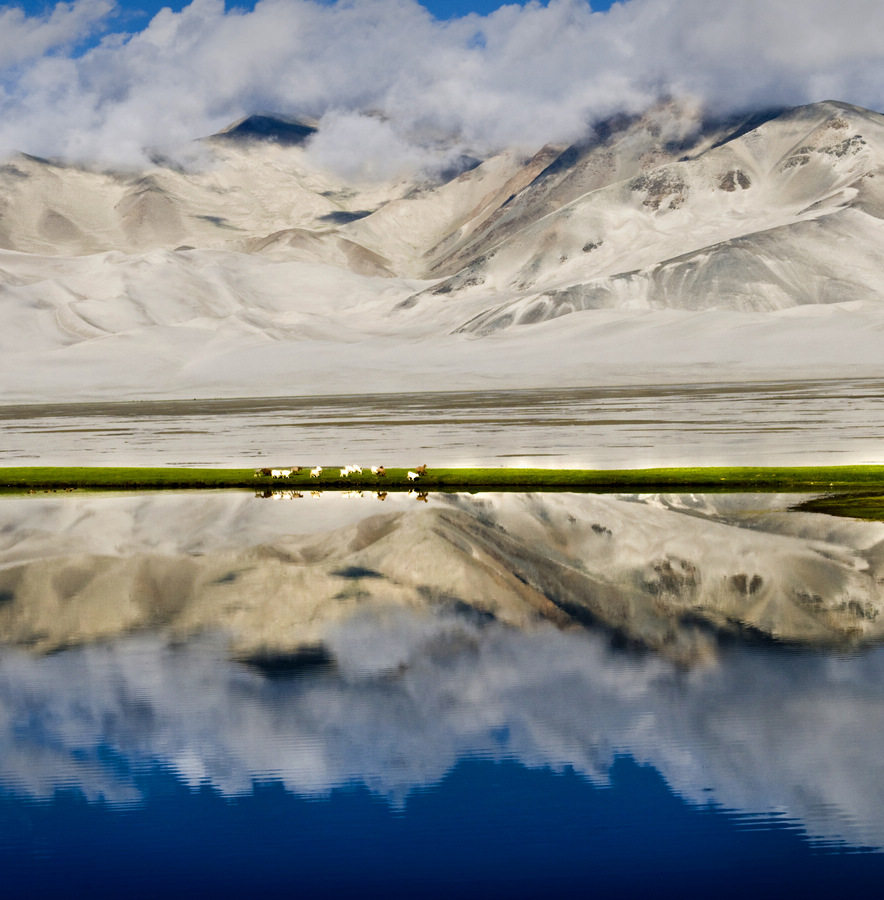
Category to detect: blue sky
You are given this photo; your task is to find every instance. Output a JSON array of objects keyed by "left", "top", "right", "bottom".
[{"left": 8, "top": 0, "right": 623, "bottom": 27}]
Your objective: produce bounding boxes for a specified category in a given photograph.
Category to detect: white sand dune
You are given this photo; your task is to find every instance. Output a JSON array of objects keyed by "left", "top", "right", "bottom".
[{"left": 1, "top": 101, "right": 883, "bottom": 402}]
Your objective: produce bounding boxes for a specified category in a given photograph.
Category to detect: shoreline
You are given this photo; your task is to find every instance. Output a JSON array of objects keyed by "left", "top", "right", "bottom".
[
  {"left": 3, "top": 465, "right": 882, "bottom": 520},
  {"left": 1, "top": 464, "right": 883, "bottom": 491}
]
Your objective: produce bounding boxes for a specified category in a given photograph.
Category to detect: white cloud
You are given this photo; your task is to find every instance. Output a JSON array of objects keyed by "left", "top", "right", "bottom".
[
  {"left": 305, "top": 111, "right": 437, "bottom": 179},
  {"left": 0, "top": 0, "right": 114, "bottom": 67},
  {"left": 1, "top": 0, "right": 883, "bottom": 170}
]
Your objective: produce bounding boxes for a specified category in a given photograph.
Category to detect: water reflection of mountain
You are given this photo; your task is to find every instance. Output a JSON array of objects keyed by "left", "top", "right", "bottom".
[
  {"left": 2, "top": 492, "right": 884, "bottom": 851},
  {"left": 0, "top": 491, "right": 882, "bottom": 663}
]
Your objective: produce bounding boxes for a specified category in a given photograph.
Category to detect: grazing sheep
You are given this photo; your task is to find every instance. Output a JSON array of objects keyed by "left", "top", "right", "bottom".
[
  {"left": 407, "top": 471, "right": 420, "bottom": 481},
  {"left": 310, "top": 466, "right": 322, "bottom": 478},
  {"left": 349, "top": 465, "right": 363, "bottom": 474},
  {"left": 271, "top": 468, "right": 292, "bottom": 479}
]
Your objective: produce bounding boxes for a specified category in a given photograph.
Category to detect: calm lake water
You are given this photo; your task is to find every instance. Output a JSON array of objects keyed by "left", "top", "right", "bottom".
[
  {"left": 1, "top": 489, "right": 884, "bottom": 896},
  {"left": 2, "top": 377, "right": 884, "bottom": 467}
]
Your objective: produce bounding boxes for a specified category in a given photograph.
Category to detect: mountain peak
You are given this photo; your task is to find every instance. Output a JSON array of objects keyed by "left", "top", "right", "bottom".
[{"left": 212, "top": 113, "right": 318, "bottom": 146}]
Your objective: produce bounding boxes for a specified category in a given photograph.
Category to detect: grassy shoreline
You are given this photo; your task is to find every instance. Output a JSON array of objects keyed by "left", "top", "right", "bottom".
[
  {"left": 2, "top": 465, "right": 882, "bottom": 520},
  {"left": 1, "top": 464, "right": 883, "bottom": 491}
]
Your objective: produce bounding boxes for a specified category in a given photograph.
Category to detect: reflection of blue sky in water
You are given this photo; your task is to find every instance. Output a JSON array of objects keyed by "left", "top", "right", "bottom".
[
  {"left": 2, "top": 617, "right": 884, "bottom": 854},
  {"left": 8, "top": 754, "right": 880, "bottom": 898}
]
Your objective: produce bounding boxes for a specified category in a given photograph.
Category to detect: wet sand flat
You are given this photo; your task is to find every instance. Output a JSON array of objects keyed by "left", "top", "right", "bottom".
[{"left": 2, "top": 377, "right": 883, "bottom": 469}]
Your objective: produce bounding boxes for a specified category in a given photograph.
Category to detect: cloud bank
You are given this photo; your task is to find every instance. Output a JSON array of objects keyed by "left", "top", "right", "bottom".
[{"left": 1, "top": 0, "right": 883, "bottom": 171}]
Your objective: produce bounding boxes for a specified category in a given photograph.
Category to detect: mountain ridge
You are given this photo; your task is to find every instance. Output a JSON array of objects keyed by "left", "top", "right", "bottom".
[{"left": 1, "top": 99, "right": 883, "bottom": 402}]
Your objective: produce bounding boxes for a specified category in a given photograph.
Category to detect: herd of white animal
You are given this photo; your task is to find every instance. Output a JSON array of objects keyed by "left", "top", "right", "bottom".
[{"left": 257, "top": 464, "right": 427, "bottom": 481}]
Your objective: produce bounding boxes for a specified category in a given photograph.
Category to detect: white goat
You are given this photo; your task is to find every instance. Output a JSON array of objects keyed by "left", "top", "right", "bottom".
[{"left": 310, "top": 466, "right": 322, "bottom": 478}]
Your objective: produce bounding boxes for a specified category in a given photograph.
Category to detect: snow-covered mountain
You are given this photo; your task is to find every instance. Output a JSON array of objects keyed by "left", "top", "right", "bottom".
[{"left": 1, "top": 100, "right": 883, "bottom": 401}]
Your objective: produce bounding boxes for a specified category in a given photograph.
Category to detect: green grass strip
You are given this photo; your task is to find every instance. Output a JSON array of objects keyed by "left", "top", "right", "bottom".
[
  {"left": 1, "top": 464, "right": 883, "bottom": 493},
  {"left": 793, "top": 492, "right": 884, "bottom": 523}
]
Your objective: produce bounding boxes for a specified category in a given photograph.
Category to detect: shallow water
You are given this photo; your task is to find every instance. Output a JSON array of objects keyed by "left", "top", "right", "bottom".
[
  {"left": 1, "top": 490, "right": 884, "bottom": 895},
  {"left": 4, "top": 631, "right": 884, "bottom": 898},
  {"left": 2, "top": 376, "right": 884, "bottom": 467}
]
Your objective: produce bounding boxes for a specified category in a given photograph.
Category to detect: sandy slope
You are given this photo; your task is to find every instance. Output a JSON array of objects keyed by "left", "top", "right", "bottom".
[{"left": 1, "top": 101, "right": 883, "bottom": 402}]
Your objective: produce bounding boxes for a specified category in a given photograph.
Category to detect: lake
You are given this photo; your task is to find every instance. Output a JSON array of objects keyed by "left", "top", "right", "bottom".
[{"left": 1, "top": 488, "right": 884, "bottom": 896}]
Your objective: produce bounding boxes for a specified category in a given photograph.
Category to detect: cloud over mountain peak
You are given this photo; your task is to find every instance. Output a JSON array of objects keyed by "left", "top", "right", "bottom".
[{"left": 1, "top": 0, "right": 884, "bottom": 170}]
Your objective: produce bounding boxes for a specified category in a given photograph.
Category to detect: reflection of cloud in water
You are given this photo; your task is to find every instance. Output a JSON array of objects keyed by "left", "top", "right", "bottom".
[{"left": 2, "top": 615, "right": 884, "bottom": 851}]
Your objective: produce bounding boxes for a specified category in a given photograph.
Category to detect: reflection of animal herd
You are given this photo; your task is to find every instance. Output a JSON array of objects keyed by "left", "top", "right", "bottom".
[
  {"left": 254, "top": 463, "right": 428, "bottom": 482},
  {"left": 256, "top": 488, "right": 429, "bottom": 502}
]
